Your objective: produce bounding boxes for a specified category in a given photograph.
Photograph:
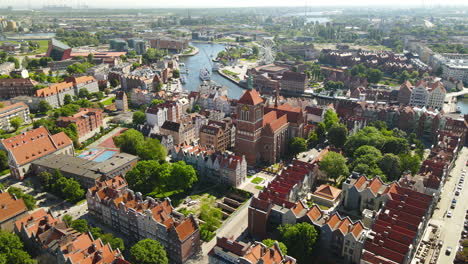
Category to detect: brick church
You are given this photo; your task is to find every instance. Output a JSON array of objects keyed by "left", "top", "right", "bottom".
[{"left": 235, "top": 88, "right": 305, "bottom": 165}]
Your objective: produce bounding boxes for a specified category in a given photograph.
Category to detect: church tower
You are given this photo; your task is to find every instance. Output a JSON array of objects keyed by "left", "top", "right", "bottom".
[{"left": 235, "top": 89, "right": 264, "bottom": 165}]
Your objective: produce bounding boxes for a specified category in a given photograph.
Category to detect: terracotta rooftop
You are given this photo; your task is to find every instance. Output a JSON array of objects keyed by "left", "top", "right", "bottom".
[
  {"left": 238, "top": 89, "right": 263, "bottom": 106},
  {"left": 313, "top": 184, "right": 342, "bottom": 200},
  {"left": 0, "top": 190, "right": 27, "bottom": 223},
  {"left": 1, "top": 127, "right": 73, "bottom": 166},
  {"left": 35, "top": 81, "right": 74, "bottom": 97}
]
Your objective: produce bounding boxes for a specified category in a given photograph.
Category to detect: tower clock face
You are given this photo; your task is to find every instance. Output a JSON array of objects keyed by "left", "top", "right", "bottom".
[{"left": 242, "top": 105, "right": 249, "bottom": 111}]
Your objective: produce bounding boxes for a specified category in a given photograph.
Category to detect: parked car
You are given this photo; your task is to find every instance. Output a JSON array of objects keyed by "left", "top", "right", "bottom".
[
  {"left": 447, "top": 211, "right": 453, "bottom": 218},
  {"left": 446, "top": 246, "right": 452, "bottom": 255},
  {"left": 451, "top": 203, "right": 456, "bottom": 209},
  {"left": 455, "top": 190, "right": 460, "bottom": 196}
]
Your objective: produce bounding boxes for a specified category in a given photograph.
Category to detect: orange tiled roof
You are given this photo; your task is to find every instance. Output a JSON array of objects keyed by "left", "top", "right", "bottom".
[
  {"left": 0, "top": 191, "right": 27, "bottom": 223},
  {"left": 1, "top": 127, "right": 73, "bottom": 166},
  {"left": 238, "top": 89, "right": 263, "bottom": 105},
  {"left": 243, "top": 243, "right": 284, "bottom": 264},
  {"left": 175, "top": 217, "right": 197, "bottom": 241},
  {"left": 35, "top": 82, "right": 74, "bottom": 97},
  {"left": 369, "top": 177, "right": 384, "bottom": 195},
  {"left": 291, "top": 201, "right": 305, "bottom": 216},
  {"left": 14, "top": 208, "right": 58, "bottom": 236},
  {"left": 313, "top": 184, "right": 342, "bottom": 200},
  {"left": 326, "top": 214, "right": 341, "bottom": 229},
  {"left": 350, "top": 221, "right": 364, "bottom": 238},
  {"left": 306, "top": 205, "right": 323, "bottom": 222}
]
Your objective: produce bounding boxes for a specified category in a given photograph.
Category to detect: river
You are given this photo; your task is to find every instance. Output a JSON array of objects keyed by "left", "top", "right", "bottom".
[
  {"left": 457, "top": 98, "right": 468, "bottom": 114},
  {"left": 179, "top": 42, "right": 245, "bottom": 99}
]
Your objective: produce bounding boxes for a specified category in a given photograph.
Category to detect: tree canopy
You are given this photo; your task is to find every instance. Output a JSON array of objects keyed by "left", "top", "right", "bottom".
[
  {"left": 379, "top": 154, "right": 401, "bottom": 182},
  {"left": 132, "top": 111, "right": 146, "bottom": 126},
  {"left": 278, "top": 223, "right": 318, "bottom": 263},
  {"left": 288, "top": 137, "right": 307, "bottom": 158},
  {"left": 38, "top": 169, "right": 84, "bottom": 203},
  {"left": 323, "top": 109, "right": 339, "bottom": 130},
  {"left": 319, "top": 152, "right": 349, "bottom": 181},
  {"left": 0, "top": 230, "right": 36, "bottom": 264},
  {"left": 130, "top": 239, "right": 169, "bottom": 264},
  {"left": 114, "top": 129, "right": 167, "bottom": 162},
  {"left": 262, "top": 239, "right": 288, "bottom": 255},
  {"left": 327, "top": 123, "right": 348, "bottom": 148}
]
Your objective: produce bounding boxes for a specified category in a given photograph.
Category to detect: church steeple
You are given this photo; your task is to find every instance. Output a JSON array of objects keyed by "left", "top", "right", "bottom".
[{"left": 247, "top": 73, "right": 253, "bottom": 91}]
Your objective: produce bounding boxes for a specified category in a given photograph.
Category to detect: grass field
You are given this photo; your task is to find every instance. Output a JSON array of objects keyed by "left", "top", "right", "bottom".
[
  {"left": 101, "top": 97, "right": 115, "bottom": 106},
  {"left": 0, "top": 39, "right": 49, "bottom": 54},
  {"left": 251, "top": 177, "right": 264, "bottom": 184}
]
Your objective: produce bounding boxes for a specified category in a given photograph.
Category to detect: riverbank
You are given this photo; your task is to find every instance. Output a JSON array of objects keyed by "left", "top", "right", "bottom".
[
  {"left": 217, "top": 68, "right": 244, "bottom": 87},
  {"left": 177, "top": 46, "right": 199, "bottom": 57}
]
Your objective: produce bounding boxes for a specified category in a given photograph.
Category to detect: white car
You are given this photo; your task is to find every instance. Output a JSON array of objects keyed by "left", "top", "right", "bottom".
[{"left": 447, "top": 211, "right": 453, "bottom": 218}]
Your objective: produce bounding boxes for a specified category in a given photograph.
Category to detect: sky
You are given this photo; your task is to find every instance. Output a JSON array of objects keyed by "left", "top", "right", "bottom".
[{"left": 3, "top": 0, "right": 468, "bottom": 9}]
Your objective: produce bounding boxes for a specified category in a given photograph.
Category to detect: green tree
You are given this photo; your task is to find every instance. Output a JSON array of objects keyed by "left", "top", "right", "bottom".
[
  {"left": 382, "top": 137, "right": 409, "bottom": 155},
  {"left": 168, "top": 161, "right": 198, "bottom": 191},
  {"left": 62, "top": 177, "right": 85, "bottom": 203},
  {"left": 0, "top": 230, "right": 36, "bottom": 264},
  {"left": 367, "top": 68, "right": 383, "bottom": 83},
  {"left": 9, "top": 117, "right": 22, "bottom": 131},
  {"left": 125, "top": 160, "right": 161, "bottom": 194},
  {"left": 352, "top": 145, "right": 383, "bottom": 177},
  {"left": 71, "top": 219, "right": 88, "bottom": 233},
  {"left": 136, "top": 138, "right": 167, "bottom": 162},
  {"left": 344, "top": 126, "right": 386, "bottom": 156},
  {"left": 278, "top": 223, "right": 318, "bottom": 263},
  {"left": 132, "top": 111, "right": 146, "bottom": 126},
  {"left": 63, "top": 94, "right": 73, "bottom": 105},
  {"left": 0, "top": 150, "right": 8, "bottom": 171},
  {"left": 379, "top": 154, "right": 401, "bottom": 182},
  {"left": 114, "top": 129, "right": 145, "bottom": 155},
  {"left": 130, "top": 239, "right": 169, "bottom": 264},
  {"left": 323, "top": 109, "right": 339, "bottom": 130},
  {"left": 316, "top": 122, "right": 327, "bottom": 142},
  {"left": 110, "top": 79, "right": 119, "bottom": 88},
  {"left": 63, "top": 214, "right": 73, "bottom": 226},
  {"left": 327, "top": 123, "right": 348, "bottom": 148},
  {"left": 172, "top": 69, "right": 180, "bottom": 78},
  {"left": 38, "top": 100, "right": 52, "bottom": 114},
  {"left": 7, "top": 187, "right": 36, "bottom": 210},
  {"left": 307, "top": 131, "right": 318, "bottom": 148},
  {"left": 78, "top": 88, "right": 90, "bottom": 99},
  {"left": 262, "top": 239, "right": 288, "bottom": 255},
  {"left": 398, "top": 154, "right": 421, "bottom": 175},
  {"left": 151, "top": 99, "right": 164, "bottom": 106},
  {"left": 320, "top": 152, "right": 349, "bottom": 182},
  {"left": 289, "top": 137, "right": 307, "bottom": 158}
]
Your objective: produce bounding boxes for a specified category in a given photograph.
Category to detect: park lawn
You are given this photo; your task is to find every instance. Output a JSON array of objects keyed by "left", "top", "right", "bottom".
[
  {"left": 101, "top": 97, "right": 114, "bottom": 106},
  {"left": 255, "top": 186, "right": 264, "bottom": 190},
  {"left": 251, "top": 177, "right": 263, "bottom": 184},
  {"left": 0, "top": 39, "right": 49, "bottom": 54}
]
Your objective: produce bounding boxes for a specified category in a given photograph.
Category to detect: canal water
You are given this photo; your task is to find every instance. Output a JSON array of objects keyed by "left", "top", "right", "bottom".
[
  {"left": 179, "top": 42, "right": 245, "bottom": 99},
  {"left": 457, "top": 98, "right": 468, "bottom": 114}
]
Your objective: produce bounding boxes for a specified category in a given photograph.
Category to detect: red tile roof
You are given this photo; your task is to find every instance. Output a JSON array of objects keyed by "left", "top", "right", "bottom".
[
  {"left": 1, "top": 127, "right": 73, "bottom": 166},
  {"left": 0, "top": 190, "right": 27, "bottom": 223},
  {"left": 238, "top": 89, "right": 263, "bottom": 105}
]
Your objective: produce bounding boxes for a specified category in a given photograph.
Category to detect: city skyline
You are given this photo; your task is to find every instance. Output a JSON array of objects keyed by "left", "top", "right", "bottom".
[{"left": 3, "top": 0, "right": 468, "bottom": 9}]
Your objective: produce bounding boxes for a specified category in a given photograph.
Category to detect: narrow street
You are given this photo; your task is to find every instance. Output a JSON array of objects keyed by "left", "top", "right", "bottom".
[{"left": 429, "top": 147, "right": 468, "bottom": 263}]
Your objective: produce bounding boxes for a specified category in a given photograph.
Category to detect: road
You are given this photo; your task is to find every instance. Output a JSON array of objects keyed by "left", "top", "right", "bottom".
[{"left": 431, "top": 147, "right": 468, "bottom": 263}]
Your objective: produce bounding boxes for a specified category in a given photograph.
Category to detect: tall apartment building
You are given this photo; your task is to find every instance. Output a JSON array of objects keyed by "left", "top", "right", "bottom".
[
  {"left": 171, "top": 144, "right": 247, "bottom": 187},
  {"left": 280, "top": 71, "right": 308, "bottom": 95},
  {"left": 0, "top": 78, "right": 37, "bottom": 99},
  {"left": 406, "top": 80, "right": 446, "bottom": 109},
  {"left": 56, "top": 108, "right": 103, "bottom": 141},
  {"left": 0, "top": 127, "right": 74, "bottom": 179},
  {"left": 0, "top": 102, "right": 31, "bottom": 131},
  {"left": 199, "top": 120, "right": 235, "bottom": 151},
  {"left": 32, "top": 76, "right": 100, "bottom": 109},
  {"left": 160, "top": 120, "right": 196, "bottom": 145},
  {"left": 87, "top": 176, "right": 201, "bottom": 264},
  {"left": 149, "top": 37, "right": 189, "bottom": 52}
]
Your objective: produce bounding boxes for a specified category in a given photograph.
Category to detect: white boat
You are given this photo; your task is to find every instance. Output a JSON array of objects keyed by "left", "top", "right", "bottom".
[
  {"left": 181, "top": 76, "right": 186, "bottom": 84},
  {"left": 199, "top": 68, "right": 211, "bottom": 81},
  {"left": 179, "top": 63, "right": 185, "bottom": 67}
]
